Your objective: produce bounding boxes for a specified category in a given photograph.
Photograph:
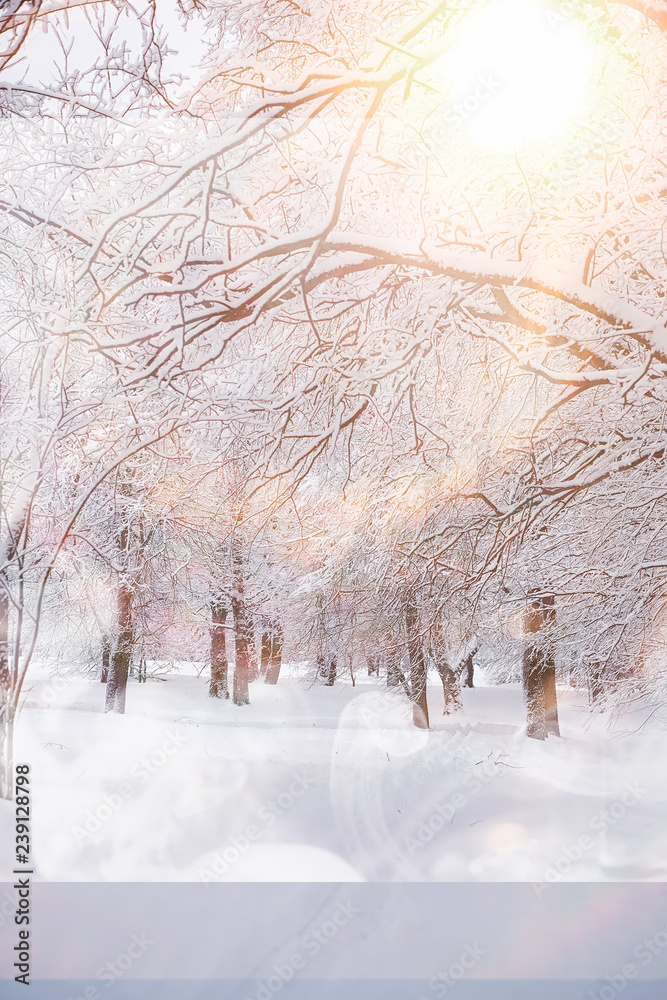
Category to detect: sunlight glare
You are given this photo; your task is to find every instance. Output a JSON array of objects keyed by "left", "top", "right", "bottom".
[{"left": 440, "top": 0, "right": 593, "bottom": 150}]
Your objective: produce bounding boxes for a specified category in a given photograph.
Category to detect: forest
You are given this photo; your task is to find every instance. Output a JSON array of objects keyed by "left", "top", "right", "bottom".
[{"left": 0, "top": 0, "right": 666, "bottom": 883}]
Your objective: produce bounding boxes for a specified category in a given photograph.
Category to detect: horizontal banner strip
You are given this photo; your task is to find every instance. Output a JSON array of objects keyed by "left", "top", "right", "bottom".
[{"left": 1, "top": 981, "right": 667, "bottom": 1000}]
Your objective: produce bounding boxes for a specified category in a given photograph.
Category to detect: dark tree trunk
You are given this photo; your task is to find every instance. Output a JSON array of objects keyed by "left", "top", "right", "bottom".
[
  {"left": 434, "top": 653, "right": 462, "bottom": 715},
  {"left": 231, "top": 596, "right": 251, "bottom": 705},
  {"left": 405, "top": 596, "right": 429, "bottom": 730},
  {"left": 367, "top": 654, "right": 380, "bottom": 676},
  {"left": 105, "top": 579, "right": 133, "bottom": 714},
  {"left": 101, "top": 634, "right": 111, "bottom": 683},
  {"left": 325, "top": 654, "right": 337, "bottom": 686},
  {"left": 463, "top": 653, "right": 475, "bottom": 688},
  {"left": 209, "top": 601, "right": 229, "bottom": 698},
  {"left": 523, "top": 594, "right": 559, "bottom": 739},
  {"left": 265, "top": 625, "right": 283, "bottom": 685}
]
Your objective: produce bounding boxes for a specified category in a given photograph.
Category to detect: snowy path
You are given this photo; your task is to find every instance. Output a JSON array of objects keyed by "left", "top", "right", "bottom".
[{"left": 0, "top": 666, "right": 665, "bottom": 883}]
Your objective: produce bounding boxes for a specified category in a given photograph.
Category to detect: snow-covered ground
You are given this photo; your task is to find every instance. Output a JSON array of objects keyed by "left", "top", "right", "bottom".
[{"left": 1, "top": 662, "right": 666, "bottom": 883}]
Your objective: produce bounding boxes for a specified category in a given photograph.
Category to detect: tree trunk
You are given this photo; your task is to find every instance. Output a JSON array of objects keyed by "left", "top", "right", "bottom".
[
  {"left": 325, "top": 654, "right": 337, "bottom": 686},
  {"left": 105, "top": 579, "right": 133, "bottom": 714},
  {"left": 231, "top": 596, "right": 251, "bottom": 705},
  {"left": 264, "top": 624, "right": 283, "bottom": 685},
  {"left": 523, "top": 594, "right": 559, "bottom": 739},
  {"left": 248, "top": 625, "right": 259, "bottom": 683},
  {"left": 209, "top": 601, "right": 229, "bottom": 699},
  {"left": 0, "top": 586, "right": 13, "bottom": 799},
  {"left": 463, "top": 653, "right": 474, "bottom": 688},
  {"left": 543, "top": 648, "right": 560, "bottom": 736},
  {"left": 260, "top": 631, "right": 271, "bottom": 677},
  {"left": 434, "top": 653, "right": 462, "bottom": 714},
  {"left": 101, "top": 634, "right": 111, "bottom": 683},
  {"left": 409, "top": 646, "right": 429, "bottom": 729},
  {"left": 387, "top": 650, "right": 404, "bottom": 688},
  {"left": 405, "top": 596, "right": 429, "bottom": 730},
  {"left": 589, "top": 661, "right": 604, "bottom": 706},
  {"left": 522, "top": 645, "right": 547, "bottom": 739},
  {"left": 386, "top": 656, "right": 399, "bottom": 687}
]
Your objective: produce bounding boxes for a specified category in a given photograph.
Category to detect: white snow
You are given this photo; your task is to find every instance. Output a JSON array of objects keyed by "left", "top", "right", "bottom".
[{"left": 1, "top": 663, "right": 665, "bottom": 884}]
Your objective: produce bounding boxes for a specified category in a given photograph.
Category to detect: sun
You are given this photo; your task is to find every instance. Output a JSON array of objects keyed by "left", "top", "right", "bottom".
[{"left": 437, "top": 0, "right": 593, "bottom": 151}]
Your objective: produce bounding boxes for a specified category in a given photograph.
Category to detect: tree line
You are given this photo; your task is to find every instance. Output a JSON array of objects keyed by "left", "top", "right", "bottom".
[{"left": 1, "top": 0, "right": 666, "bottom": 796}]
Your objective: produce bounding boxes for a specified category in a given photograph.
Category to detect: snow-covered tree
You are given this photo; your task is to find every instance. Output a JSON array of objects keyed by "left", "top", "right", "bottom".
[{"left": 2, "top": 0, "right": 667, "bottom": 787}]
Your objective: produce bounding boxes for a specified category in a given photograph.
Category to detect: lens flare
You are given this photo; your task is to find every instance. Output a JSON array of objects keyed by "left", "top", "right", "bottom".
[{"left": 439, "top": 0, "right": 593, "bottom": 150}]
